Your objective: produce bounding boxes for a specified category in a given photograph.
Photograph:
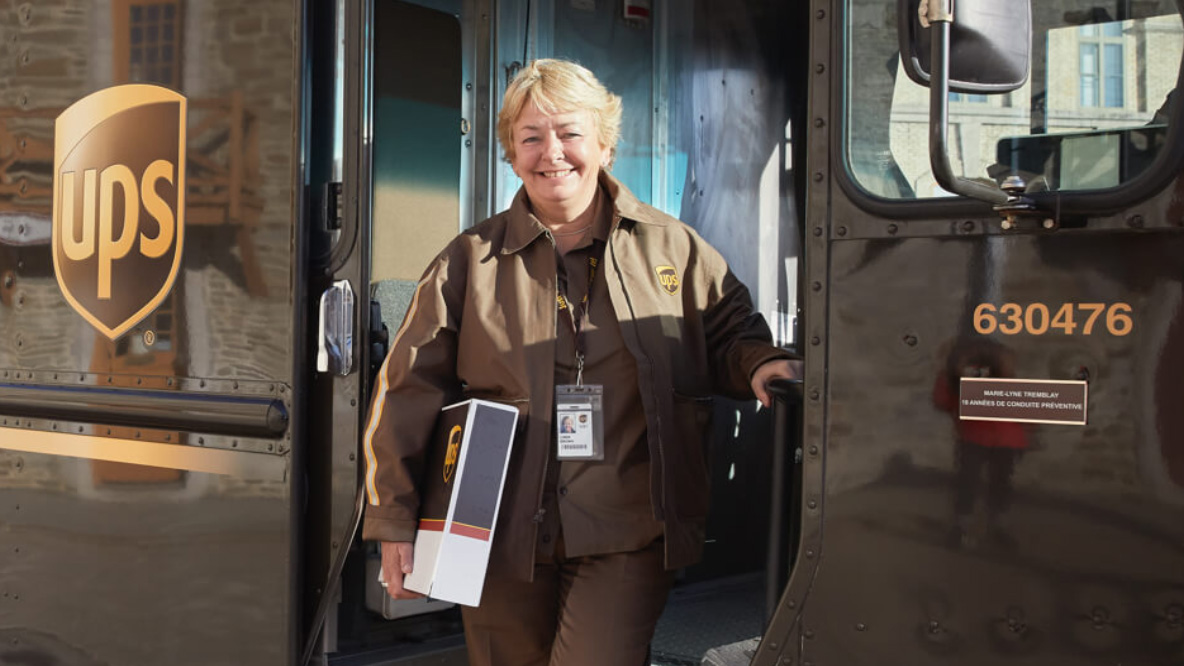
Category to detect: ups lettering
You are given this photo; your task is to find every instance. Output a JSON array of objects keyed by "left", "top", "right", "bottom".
[
  {"left": 660, "top": 273, "right": 680, "bottom": 289},
  {"left": 59, "top": 159, "right": 176, "bottom": 299}
]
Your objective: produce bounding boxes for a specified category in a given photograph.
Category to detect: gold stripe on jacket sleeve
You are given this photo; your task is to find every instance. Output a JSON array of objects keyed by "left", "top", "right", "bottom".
[{"left": 362, "top": 270, "right": 435, "bottom": 506}]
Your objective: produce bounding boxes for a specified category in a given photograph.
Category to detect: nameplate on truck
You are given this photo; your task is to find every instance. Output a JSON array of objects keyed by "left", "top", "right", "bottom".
[{"left": 959, "top": 378, "right": 1088, "bottom": 425}]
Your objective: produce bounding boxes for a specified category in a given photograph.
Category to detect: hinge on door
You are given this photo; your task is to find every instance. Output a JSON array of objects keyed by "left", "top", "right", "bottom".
[{"left": 321, "top": 182, "right": 344, "bottom": 231}]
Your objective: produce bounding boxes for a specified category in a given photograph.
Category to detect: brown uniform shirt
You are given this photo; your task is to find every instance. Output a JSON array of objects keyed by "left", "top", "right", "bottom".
[
  {"left": 362, "top": 173, "right": 793, "bottom": 580},
  {"left": 536, "top": 194, "right": 663, "bottom": 560}
]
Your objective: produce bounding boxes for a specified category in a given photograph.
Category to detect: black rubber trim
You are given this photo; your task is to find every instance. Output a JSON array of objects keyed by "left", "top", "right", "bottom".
[{"left": 0, "top": 383, "right": 289, "bottom": 439}]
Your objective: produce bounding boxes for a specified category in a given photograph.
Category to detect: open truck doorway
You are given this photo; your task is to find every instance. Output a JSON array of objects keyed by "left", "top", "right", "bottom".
[{"left": 331, "top": 0, "right": 809, "bottom": 664}]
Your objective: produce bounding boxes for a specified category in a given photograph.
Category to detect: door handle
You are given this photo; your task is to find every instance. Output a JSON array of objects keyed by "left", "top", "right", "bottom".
[{"left": 317, "top": 279, "right": 355, "bottom": 376}]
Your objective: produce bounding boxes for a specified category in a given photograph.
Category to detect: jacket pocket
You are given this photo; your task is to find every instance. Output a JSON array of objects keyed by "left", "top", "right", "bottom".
[{"left": 669, "top": 392, "right": 715, "bottom": 519}]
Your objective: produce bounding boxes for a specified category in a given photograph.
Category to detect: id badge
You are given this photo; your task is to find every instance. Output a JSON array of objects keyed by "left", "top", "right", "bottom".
[{"left": 555, "top": 384, "right": 605, "bottom": 461}]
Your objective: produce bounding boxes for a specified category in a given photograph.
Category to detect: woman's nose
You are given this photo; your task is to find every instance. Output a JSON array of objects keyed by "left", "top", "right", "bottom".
[{"left": 543, "top": 133, "right": 563, "bottom": 159}]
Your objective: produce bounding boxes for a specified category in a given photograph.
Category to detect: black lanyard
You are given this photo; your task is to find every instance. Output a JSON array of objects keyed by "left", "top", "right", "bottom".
[{"left": 556, "top": 252, "right": 599, "bottom": 384}]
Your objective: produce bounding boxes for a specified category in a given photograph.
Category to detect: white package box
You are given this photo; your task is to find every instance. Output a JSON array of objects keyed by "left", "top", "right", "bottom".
[{"left": 402, "top": 399, "right": 518, "bottom": 606}]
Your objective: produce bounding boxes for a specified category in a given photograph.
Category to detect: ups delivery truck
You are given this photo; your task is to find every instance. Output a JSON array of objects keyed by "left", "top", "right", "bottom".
[{"left": 0, "top": 0, "right": 1182, "bottom": 665}]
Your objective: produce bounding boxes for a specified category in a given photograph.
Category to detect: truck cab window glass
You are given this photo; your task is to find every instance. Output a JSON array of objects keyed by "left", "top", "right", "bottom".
[{"left": 845, "top": 1, "right": 1183, "bottom": 199}]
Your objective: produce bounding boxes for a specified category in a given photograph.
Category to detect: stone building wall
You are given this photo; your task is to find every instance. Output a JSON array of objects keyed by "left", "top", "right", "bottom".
[
  {"left": 180, "top": 0, "right": 296, "bottom": 381},
  {"left": 0, "top": 1, "right": 96, "bottom": 377}
]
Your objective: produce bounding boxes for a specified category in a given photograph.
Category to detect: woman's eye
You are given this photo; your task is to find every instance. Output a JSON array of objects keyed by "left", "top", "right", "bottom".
[{"left": 521, "top": 136, "right": 539, "bottom": 144}]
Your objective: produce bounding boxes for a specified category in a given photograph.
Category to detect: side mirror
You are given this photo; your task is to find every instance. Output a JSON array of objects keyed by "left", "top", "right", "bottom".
[
  {"left": 899, "top": 0, "right": 1031, "bottom": 93},
  {"left": 899, "top": 0, "right": 1034, "bottom": 207}
]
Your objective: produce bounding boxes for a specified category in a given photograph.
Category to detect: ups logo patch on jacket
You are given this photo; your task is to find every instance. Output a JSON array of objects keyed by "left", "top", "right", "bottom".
[{"left": 655, "top": 265, "right": 680, "bottom": 295}]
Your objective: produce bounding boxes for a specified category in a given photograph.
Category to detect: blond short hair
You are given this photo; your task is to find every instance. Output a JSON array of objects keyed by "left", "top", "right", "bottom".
[{"left": 498, "top": 59, "right": 623, "bottom": 167}]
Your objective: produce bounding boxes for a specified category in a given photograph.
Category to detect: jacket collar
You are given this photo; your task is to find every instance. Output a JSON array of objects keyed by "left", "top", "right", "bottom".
[
  {"left": 501, "top": 189, "right": 549, "bottom": 255},
  {"left": 501, "top": 172, "right": 668, "bottom": 255},
  {"left": 598, "top": 171, "right": 667, "bottom": 227}
]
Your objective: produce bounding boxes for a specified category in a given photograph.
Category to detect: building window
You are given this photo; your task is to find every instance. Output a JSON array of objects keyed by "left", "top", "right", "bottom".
[
  {"left": 110, "top": 0, "right": 184, "bottom": 370},
  {"left": 114, "top": 0, "right": 183, "bottom": 87},
  {"left": 1079, "top": 23, "right": 1124, "bottom": 108},
  {"left": 949, "top": 92, "right": 988, "bottom": 103}
]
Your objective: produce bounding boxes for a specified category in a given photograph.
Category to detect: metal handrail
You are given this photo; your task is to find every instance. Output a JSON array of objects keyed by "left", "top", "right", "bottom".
[
  {"left": 0, "top": 383, "right": 288, "bottom": 439},
  {"left": 765, "top": 378, "right": 804, "bottom": 623}
]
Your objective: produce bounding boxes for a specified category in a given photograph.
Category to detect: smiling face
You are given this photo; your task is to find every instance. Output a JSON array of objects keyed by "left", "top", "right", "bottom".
[{"left": 510, "top": 103, "right": 609, "bottom": 223}]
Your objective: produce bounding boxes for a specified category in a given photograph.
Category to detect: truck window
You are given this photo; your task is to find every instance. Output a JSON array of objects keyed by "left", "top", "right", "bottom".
[
  {"left": 845, "top": 1, "right": 1183, "bottom": 199},
  {"left": 369, "top": 1, "right": 463, "bottom": 332}
]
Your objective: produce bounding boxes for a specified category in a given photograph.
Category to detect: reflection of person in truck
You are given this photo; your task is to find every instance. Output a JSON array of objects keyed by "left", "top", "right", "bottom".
[
  {"left": 560, "top": 416, "right": 575, "bottom": 434},
  {"left": 933, "top": 338, "right": 1029, "bottom": 548},
  {"left": 363, "top": 59, "right": 801, "bottom": 666},
  {"left": 1151, "top": 89, "right": 1175, "bottom": 125}
]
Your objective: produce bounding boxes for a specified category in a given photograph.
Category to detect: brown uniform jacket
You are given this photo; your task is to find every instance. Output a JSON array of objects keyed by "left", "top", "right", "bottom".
[{"left": 362, "top": 173, "right": 791, "bottom": 581}]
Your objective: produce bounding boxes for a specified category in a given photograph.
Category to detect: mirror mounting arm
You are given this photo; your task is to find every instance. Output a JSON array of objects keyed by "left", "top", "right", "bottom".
[
  {"left": 919, "top": 0, "right": 953, "bottom": 26},
  {"left": 927, "top": 17, "right": 1012, "bottom": 206},
  {"left": 993, "top": 176, "right": 1043, "bottom": 229}
]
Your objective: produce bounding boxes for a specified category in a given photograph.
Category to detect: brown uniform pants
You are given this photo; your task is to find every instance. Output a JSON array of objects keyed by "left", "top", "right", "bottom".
[{"left": 461, "top": 537, "right": 674, "bottom": 666}]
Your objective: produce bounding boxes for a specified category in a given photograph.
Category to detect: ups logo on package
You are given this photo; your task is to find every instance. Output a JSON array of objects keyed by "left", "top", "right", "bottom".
[
  {"left": 443, "top": 425, "right": 462, "bottom": 482},
  {"left": 53, "top": 84, "right": 187, "bottom": 339}
]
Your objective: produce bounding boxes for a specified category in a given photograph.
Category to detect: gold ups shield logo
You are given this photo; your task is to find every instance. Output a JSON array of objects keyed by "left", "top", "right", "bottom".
[
  {"left": 443, "top": 425, "right": 463, "bottom": 482},
  {"left": 53, "top": 84, "right": 186, "bottom": 339},
  {"left": 655, "top": 265, "right": 680, "bottom": 295}
]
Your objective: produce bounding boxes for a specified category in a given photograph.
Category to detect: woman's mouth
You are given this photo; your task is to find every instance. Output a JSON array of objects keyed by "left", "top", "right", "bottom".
[{"left": 540, "top": 169, "right": 574, "bottom": 179}]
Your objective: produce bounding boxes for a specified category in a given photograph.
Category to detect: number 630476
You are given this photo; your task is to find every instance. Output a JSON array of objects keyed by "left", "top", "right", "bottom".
[{"left": 973, "top": 302, "right": 1132, "bottom": 336}]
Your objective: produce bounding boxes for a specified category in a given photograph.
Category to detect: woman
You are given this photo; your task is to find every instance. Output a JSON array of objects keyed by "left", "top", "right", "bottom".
[{"left": 363, "top": 59, "right": 799, "bottom": 666}]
